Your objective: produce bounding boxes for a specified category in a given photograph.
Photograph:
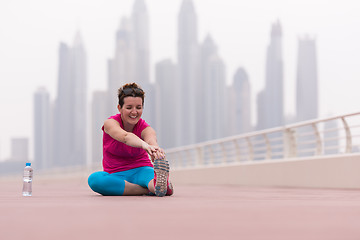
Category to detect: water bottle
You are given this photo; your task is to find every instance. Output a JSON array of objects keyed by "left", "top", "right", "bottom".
[{"left": 22, "top": 163, "right": 33, "bottom": 196}]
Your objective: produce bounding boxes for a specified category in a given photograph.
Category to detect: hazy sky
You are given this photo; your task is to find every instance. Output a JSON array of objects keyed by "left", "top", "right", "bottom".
[{"left": 1, "top": 0, "right": 359, "bottom": 159}]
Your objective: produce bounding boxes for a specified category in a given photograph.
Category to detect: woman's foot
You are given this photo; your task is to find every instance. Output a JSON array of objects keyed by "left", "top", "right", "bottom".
[
  {"left": 153, "top": 158, "right": 170, "bottom": 197},
  {"left": 146, "top": 180, "right": 173, "bottom": 196},
  {"left": 166, "top": 181, "right": 174, "bottom": 196}
]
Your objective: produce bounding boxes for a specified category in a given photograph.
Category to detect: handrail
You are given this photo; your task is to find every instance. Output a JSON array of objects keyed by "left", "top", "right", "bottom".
[{"left": 166, "top": 112, "right": 360, "bottom": 169}]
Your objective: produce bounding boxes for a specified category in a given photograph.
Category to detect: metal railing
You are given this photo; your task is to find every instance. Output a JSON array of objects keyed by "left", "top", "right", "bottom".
[{"left": 166, "top": 112, "right": 360, "bottom": 169}]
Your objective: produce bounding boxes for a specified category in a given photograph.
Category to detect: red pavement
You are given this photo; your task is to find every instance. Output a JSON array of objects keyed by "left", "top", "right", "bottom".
[{"left": 1, "top": 176, "right": 360, "bottom": 240}]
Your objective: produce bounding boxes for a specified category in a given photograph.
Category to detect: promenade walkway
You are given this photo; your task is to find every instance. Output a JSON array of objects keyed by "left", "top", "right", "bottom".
[{"left": 1, "top": 174, "right": 360, "bottom": 240}]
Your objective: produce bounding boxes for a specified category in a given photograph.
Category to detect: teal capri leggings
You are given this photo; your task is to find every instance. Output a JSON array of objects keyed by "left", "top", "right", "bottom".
[{"left": 88, "top": 166, "right": 154, "bottom": 196}]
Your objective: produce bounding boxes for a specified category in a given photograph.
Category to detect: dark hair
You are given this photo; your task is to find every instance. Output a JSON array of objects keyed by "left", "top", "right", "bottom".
[{"left": 117, "top": 83, "right": 145, "bottom": 108}]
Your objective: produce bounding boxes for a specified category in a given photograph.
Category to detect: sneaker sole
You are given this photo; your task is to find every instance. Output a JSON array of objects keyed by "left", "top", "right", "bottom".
[{"left": 154, "top": 158, "right": 169, "bottom": 197}]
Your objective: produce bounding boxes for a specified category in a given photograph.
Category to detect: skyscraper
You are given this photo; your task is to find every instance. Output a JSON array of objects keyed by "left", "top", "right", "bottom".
[
  {"left": 178, "top": 0, "right": 199, "bottom": 145},
  {"left": 107, "top": 0, "right": 153, "bottom": 122},
  {"left": 72, "top": 32, "right": 88, "bottom": 166},
  {"left": 199, "top": 35, "right": 214, "bottom": 142},
  {"left": 91, "top": 91, "right": 108, "bottom": 165},
  {"left": 53, "top": 42, "right": 72, "bottom": 166},
  {"left": 233, "top": 67, "right": 252, "bottom": 134},
  {"left": 256, "top": 90, "right": 266, "bottom": 130},
  {"left": 263, "top": 20, "right": 284, "bottom": 129},
  {"left": 108, "top": 18, "right": 135, "bottom": 116},
  {"left": 132, "top": 0, "right": 150, "bottom": 87},
  {"left": 200, "top": 35, "right": 226, "bottom": 141},
  {"left": 226, "top": 84, "right": 236, "bottom": 137},
  {"left": 296, "top": 36, "right": 318, "bottom": 121},
  {"left": 34, "top": 87, "right": 50, "bottom": 169},
  {"left": 155, "top": 59, "right": 179, "bottom": 148},
  {"left": 294, "top": 36, "right": 318, "bottom": 157},
  {"left": 141, "top": 82, "right": 158, "bottom": 129},
  {"left": 53, "top": 32, "right": 87, "bottom": 167},
  {"left": 131, "top": 0, "right": 156, "bottom": 127}
]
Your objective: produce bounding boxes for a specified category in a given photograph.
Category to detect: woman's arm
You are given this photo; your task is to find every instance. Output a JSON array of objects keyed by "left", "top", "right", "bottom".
[
  {"left": 141, "top": 126, "right": 159, "bottom": 146},
  {"left": 103, "top": 119, "right": 158, "bottom": 155},
  {"left": 142, "top": 126, "right": 165, "bottom": 159}
]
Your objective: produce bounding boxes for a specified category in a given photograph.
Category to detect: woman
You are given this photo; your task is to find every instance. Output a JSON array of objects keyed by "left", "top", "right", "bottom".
[{"left": 88, "top": 83, "right": 173, "bottom": 197}]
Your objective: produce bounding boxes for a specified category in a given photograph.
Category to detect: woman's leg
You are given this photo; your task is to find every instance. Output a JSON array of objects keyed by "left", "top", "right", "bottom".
[
  {"left": 148, "top": 179, "right": 155, "bottom": 193},
  {"left": 88, "top": 171, "right": 125, "bottom": 196},
  {"left": 130, "top": 167, "right": 155, "bottom": 193},
  {"left": 88, "top": 171, "right": 149, "bottom": 196},
  {"left": 123, "top": 181, "right": 149, "bottom": 196},
  {"left": 129, "top": 164, "right": 173, "bottom": 197}
]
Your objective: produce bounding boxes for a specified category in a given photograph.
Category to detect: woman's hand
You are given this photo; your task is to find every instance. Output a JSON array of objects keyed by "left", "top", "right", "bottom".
[
  {"left": 142, "top": 142, "right": 165, "bottom": 162},
  {"left": 140, "top": 126, "right": 166, "bottom": 161},
  {"left": 142, "top": 142, "right": 159, "bottom": 156},
  {"left": 150, "top": 147, "right": 165, "bottom": 161}
]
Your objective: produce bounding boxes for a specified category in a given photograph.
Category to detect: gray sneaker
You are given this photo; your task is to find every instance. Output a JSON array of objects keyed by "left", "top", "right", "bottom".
[{"left": 154, "top": 158, "right": 170, "bottom": 197}]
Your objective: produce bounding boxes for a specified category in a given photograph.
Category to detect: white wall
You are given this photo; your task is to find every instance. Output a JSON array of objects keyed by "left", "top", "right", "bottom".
[{"left": 171, "top": 153, "right": 360, "bottom": 189}]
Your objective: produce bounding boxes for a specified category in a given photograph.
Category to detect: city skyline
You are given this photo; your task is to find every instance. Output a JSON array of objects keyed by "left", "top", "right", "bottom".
[
  {"left": 1, "top": 0, "right": 360, "bottom": 160},
  {"left": 31, "top": 0, "right": 322, "bottom": 169}
]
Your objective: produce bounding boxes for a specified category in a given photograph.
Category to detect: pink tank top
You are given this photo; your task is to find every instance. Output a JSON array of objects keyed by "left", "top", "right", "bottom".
[{"left": 102, "top": 114, "right": 153, "bottom": 173}]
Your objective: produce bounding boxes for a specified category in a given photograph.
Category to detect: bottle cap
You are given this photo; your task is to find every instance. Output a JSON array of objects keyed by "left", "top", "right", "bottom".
[{"left": 26, "top": 163, "right": 31, "bottom": 166}]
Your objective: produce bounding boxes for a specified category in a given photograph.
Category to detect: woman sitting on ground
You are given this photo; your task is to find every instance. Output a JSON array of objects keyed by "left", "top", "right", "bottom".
[{"left": 88, "top": 82, "right": 173, "bottom": 197}]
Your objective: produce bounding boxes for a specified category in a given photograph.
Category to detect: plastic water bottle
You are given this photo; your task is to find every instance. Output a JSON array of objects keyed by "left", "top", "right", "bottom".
[{"left": 22, "top": 163, "right": 33, "bottom": 196}]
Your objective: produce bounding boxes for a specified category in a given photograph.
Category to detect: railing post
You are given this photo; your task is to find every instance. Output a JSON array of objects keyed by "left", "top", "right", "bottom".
[
  {"left": 312, "top": 123, "right": 323, "bottom": 155},
  {"left": 175, "top": 152, "right": 181, "bottom": 169},
  {"left": 196, "top": 146, "right": 204, "bottom": 167},
  {"left": 341, "top": 117, "right": 352, "bottom": 153},
  {"left": 263, "top": 134, "right": 271, "bottom": 159},
  {"left": 220, "top": 142, "right": 227, "bottom": 164},
  {"left": 284, "top": 128, "right": 296, "bottom": 158},
  {"left": 209, "top": 145, "right": 215, "bottom": 165},
  {"left": 169, "top": 152, "right": 179, "bottom": 169},
  {"left": 233, "top": 139, "right": 241, "bottom": 162},
  {"left": 185, "top": 150, "right": 192, "bottom": 168},
  {"left": 246, "top": 137, "right": 254, "bottom": 161}
]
